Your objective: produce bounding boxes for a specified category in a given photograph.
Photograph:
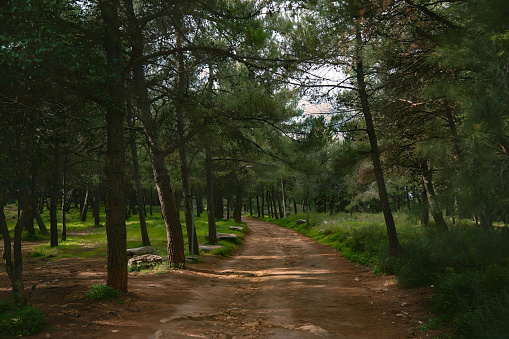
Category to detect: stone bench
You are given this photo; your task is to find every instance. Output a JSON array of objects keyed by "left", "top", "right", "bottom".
[
  {"left": 126, "top": 246, "right": 158, "bottom": 257},
  {"left": 205, "top": 233, "right": 237, "bottom": 242}
]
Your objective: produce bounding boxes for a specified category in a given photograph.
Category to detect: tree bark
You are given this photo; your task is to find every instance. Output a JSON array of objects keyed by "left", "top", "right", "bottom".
[
  {"left": 226, "top": 196, "right": 231, "bottom": 219},
  {"left": 196, "top": 192, "right": 204, "bottom": 218},
  {"left": 234, "top": 180, "right": 243, "bottom": 223},
  {"left": 206, "top": 147, "right": 217, "bottom": 244},
  {"left": 50, "top": 139, "right": 59, "bottom": 247},
  {"left": 93, "top": 188, "right": 101, "bottom": 226},
  {"left": 0, "top": 198, "right": 27, "bottom": 304},
  {"left": 174, "top": 5, "right": 198, "bottom": 255},
  {"left": 124, "top": 0, "right": 185, "bottom": 266},
  {"left": 15, "top": 128, "right": 36, "bottom": 239},
  {"left": 266, "top": 190, "right": 271, "bottom": 217},
  {"left": 256, "top": 194, "right": 260, "bottom": 217},
  {"left": 61, "top": 154, "right": 67, "bottom": 241},
  {"left": 355, "top": 28, "right": 402, "bottom": 257},
  {"left": 149, "top": 188, "right": 153, "bottom": 216},
  {"left": 81, "top": 189, "right": 89, "bottom": 222},
  {"left": 99, "top": 0, "right": 128, "bottom": 292},
  {"left": 271, "top": 184, "right": 279, "bottom": 219},
  {"left": 34, "top": 210, "right": 47, "bottom": 235},
  {"left": 38, "top": 190, "right": 45, "bottom": 215},
  {"left": 421, "top": 161, "right": 448, "bottom": 230},
  {"left": 129, "top": 117, "right": 151, "bottom": 246}
]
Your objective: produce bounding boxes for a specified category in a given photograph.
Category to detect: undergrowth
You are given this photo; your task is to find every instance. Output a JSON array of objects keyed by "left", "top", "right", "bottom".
[
  {"left": 0, "top": 297, "right": 45, "bottom": 337},
  {"left": 264, "top": 212, "right": 509, "bottom": 338},
  {"left": 85, "top": 284, "right": 122, "bottom": 300}
]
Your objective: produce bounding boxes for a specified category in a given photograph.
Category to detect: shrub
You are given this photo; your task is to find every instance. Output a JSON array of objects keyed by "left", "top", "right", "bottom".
[
  {"left": 85, "top": 284, "right": 122, "bottom": 300},
  {"left": 0, "top": 298, "right": 45, "bottom": 337}
]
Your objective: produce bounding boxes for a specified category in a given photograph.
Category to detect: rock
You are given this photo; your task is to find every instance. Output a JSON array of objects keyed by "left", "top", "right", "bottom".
[
  {"left": 128, "top": 254, "right": 164, "bottom": 269},
  {"left": 126, "top": 246, "right": 157, "bottom": 256},
  {"left": 205, "top": 233, "right": 237, "bottom": 242},
  {"left": 296, "top": 219, "right": 307, "bottom": 224},
  {"left": 229, "top": 226, "right": 244, "bottom": 231},
  {"left": 199, "top": 245, "right": 224, "bottom": 251}
]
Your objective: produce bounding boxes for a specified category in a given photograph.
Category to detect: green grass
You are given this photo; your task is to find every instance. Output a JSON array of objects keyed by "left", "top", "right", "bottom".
[
  {"left": 3, "top": 203, "right": 246, "bottom": 260},
  {"left": 85, "top": 284, "right": 122, "bottom": 300}
]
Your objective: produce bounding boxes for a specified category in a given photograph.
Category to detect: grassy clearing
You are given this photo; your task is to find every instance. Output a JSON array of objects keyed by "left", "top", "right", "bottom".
[
  {"left": 261, "top": 212, "right": 509, "bottom": 338},
  {"left": 2, "top": 204, "right": 246, "bottom": 260}
]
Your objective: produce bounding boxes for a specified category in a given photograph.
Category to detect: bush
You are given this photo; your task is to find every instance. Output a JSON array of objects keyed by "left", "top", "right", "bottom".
[
  {"left": 397, "top": 227, "right": 509, "bottom": 338},
  {"left": 0, "top": 298, "right": 45, "bottom": 337},
  {"left": 85, "top": 284, "right": 122, "bottom": 300},
  {"left": 429, "top": 265, "right": 509, "bottom": 338}
]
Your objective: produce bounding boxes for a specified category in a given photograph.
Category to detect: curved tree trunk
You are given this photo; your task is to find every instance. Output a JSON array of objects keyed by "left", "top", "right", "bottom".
[
  {"left": 355, "top": 28, "right": 402, "bottom": 257},
  {"left": 124, "top": 0, "right": 185, "bottom": 266},
  {"left": 0, "top": 198, "right": 27, "bottom": 304},
  {"left": 421, "top": 161, "right": 447, "bottom": 231},
  {"left": 81, "top": 189, "right": 89, "bottom": 222}
]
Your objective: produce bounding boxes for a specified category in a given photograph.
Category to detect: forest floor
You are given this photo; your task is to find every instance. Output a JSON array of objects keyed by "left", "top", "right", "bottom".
[{"left": 0, "top": 218, "right": 448, "bottom": 338}]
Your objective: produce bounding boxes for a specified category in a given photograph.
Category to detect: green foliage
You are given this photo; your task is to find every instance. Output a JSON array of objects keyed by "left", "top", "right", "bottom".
[
  {"left": 85, "top": 284, "right": 122, "bottom": 300},
  {"left": 210, "top": 241, "right": 238, "bottom": 257},
  {"left": 430, "top": 266, "right": 509, "bottom": 338},
  {"left": 0, "top": 298, "right": 45, "bottom": 337}
]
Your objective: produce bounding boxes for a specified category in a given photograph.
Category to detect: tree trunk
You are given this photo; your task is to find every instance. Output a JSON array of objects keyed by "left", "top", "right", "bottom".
[
  {"left": 277, "top": 183, "right": 283, "bottom": 218},
  {"left": 280, "top": 178, "right": 286, "bottom": 218},
  {"left": 261, "top": 189, "right": 265, "bottom": 218},
  {"left": 266, "top": 190, "right": 272, "bottom": 217},
  {"left": 329, "top": 195, "right": 336, "bottom": 216},
  {"left": 226, "top": 196, "right": 231, "bottom": 220},
  {"left": 61, "top": 154, "right": 67, "bottom": 241},
  {"left": 124, "top": 0, "right": 185, "bottom": 266},
  {"left": 175, "top": 16, "right": 198, "bottom": 255},
  {"left": 15, "top": 128, "right": 36, "bottom": 239},
  {"left": 150, "top": 147, "right": 186, "bottom": 264},
  {"left": 176, "top": 113, "right": 199, "bottom": 254},
  {"left": 129, "top": 117, "right": 150, "bottom": 246},
  {"left": 234, "top": 180, "right": 243, "bottom": 223},
  {"left": 196, "top": 192, "right": 203, "bottom": 218},
  {"left": 149, "top": 188, "right": 153, "bottom": 216},
  {"left": 81, "top": 189, "right": 89, "bottom": 222},
  {"left": 256, "top": 194, "right": 260, "bottom": 217},
  {"left": 50, "top": 139, "right": 59, "bottom": 247},
  {"left": 0, "top": 198, "right": 27, "bottom": 304},
  {"left": 421, "top": 161, "right": 447, "bottom": 231},
  {"left": 38, "top": 190, "right": 45, "bottom": 215},
  {"left": 271, "top": 184, "right": 279, "bottom": 219},
  {"left": 355, "top": 28, "right": 401, "bottom": 257},
  {"left": 206, "top": 147, "right": 217, "bottom": 244},
  {"left": 99, "top": 0, "right": 128, "bottom": 292},
  {"left": 93, "top": 188, "right": 101, "bottom": 226},
  {"left": 34, "top": 210, "right": 47, "bottom": 235}
]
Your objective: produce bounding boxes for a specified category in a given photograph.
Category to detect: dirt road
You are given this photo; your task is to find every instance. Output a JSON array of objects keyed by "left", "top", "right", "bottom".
[
  {"left": 101, "top": 218, "right": 431, "bottom": 338},
  {"left": 1, "top": 218, "right": 439, "bottom": 338}
]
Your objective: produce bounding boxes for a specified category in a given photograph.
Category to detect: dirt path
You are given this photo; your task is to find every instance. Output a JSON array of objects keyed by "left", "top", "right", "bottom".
[{"left": 1, "top": 218, "right": 441, "bottom": 338}]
